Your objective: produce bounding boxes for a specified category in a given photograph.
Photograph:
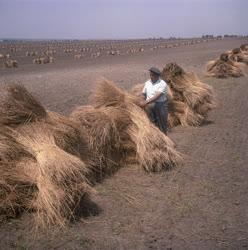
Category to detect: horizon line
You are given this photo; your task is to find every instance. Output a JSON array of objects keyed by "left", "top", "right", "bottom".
[{"left": 1, "top": 34, "right": 247, "bottom": 42}]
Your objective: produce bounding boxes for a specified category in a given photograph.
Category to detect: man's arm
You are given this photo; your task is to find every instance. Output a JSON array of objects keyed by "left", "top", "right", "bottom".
[
  {"left": 144, "top": 91, "right": 163, "bottom": 104},
  {"left": 140, "top": 91, "right": 163, "bottom": 107}
]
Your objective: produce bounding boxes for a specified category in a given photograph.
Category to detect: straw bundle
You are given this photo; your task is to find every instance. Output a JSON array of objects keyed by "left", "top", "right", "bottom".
[
  {"left": 182, "top": 74, "right": 215, "bottom": 116},
  {"left": 92, "top": 79, "right": 126, "bottom": 108},
  {"left": 161, "top": 63, "right": 215, "bottom": 126},
  {"left": 127, "top": 103, "right": 182, "bottom": 171},
  {"left": 45, "top": 111, "right": 90, "bottom": 162},
  {"left": 228, "top": 48, "right": 248, "bottom": 65},
  {"left": 0, "top": 83, "right": 47, "bottom": 126},
  {"left": 14, "top": 124, "right": 92, "bottom": 229},
  {"left": 206, "top": 53, "right": 244, "bottom": 78},
  {"left": 130, "top": 83, "right": 146, "bottom": 99},
  {"left": 0, "top": 128, "right": 37, "bottom": 219},
  {"left": 240, "top": 44, "right": 248, "bottom": 53},
  {"left": 0, "top": 124, "right": 92, "bottom": 229},
  {"left": 168, "top": 100, "right": 203, "bottom": 127},
  {"left": 89, "top": 79, "right": 181, "bottom": 172},
  {"left": 0, "top": 83, "right": 93, "bottom": 229},
  {"left": 70, "top": 105, "right": 134, "bottom": 178}
]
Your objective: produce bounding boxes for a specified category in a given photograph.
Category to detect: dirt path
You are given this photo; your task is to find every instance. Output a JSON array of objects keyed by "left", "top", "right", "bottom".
[{"left": 0, "top": 39, "right": 248, "bottom": 250}]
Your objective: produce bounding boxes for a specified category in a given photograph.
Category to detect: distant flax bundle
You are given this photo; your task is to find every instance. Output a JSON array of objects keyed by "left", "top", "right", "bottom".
[
  {"left": 0, "top": 83, "right": 92, "bottom": 229},
  {"left": 226, "top": 44, "right": 248, "bottom": 65},
  {"left": 130, "top": 63, "right": 215, "bottom": 128},
  {"left": 240, "top": 43, "right": 248, "bottom": 54},
  {"left": 206, "top": 52, "right": 245, "bottom": 78}
]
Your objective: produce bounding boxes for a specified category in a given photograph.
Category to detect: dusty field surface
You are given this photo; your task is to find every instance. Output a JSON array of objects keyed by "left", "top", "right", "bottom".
[{"left": 0, "top": 38, "right": 248, "bottom": 249}]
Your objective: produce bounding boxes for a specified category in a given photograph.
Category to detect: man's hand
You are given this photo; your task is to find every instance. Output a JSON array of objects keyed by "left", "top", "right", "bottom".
[{"left": 139, "top": 92, "right": 163, "bottom": 108}]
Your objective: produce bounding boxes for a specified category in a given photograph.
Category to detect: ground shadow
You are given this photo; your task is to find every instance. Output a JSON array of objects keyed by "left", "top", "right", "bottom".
[
  {"left": 201, "top": 119, "right": 214, "bottom": 126},
  {"left": 73, "top": 194, "right": 103, "bottom": 221}
]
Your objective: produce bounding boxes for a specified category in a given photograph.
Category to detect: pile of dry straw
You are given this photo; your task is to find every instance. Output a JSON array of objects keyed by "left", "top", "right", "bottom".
[
  {"left": 206, "top": 43, "right": 248, "bottom": 78},
  {"left": 0, "top": 81, "right": 181, "bottom": 229},
  {"left": 0, "top": 83, "right": 92, "bottom": 229},
  {"left": 131, "top": 63, "right": 215, "bottom": 128}
]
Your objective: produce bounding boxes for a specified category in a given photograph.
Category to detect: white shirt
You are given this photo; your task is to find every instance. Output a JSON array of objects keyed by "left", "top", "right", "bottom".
[{"left": 142, "top": 78, "right": 167, "bottom": 102}]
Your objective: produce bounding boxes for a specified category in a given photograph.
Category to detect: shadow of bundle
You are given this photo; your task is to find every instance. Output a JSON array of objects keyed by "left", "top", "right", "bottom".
[
  {"left": 161, "top": 63, "right": 215, "bottom": 127},
  {"left": 0, "top": 83, "right": 92, "bottom": 229},
  {"left": 206, "top": 53, "right": 244, "bottom": 78},
  {"left": 228, "top": 48, "right": 248, "bottom": 65},
  {"left": 73, "top": 79, "right": 181, "bottom": 172}
]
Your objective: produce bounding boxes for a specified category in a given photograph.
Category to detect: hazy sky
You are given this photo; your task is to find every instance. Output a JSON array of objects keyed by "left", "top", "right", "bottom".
[{"left": 0, "top": 0, "right": 247, "bottom": 39}]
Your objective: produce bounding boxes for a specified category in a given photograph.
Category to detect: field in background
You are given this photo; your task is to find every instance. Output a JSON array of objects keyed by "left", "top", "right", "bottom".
[{"left": 0, "top": 37, "right": 236, "bottom": 72}]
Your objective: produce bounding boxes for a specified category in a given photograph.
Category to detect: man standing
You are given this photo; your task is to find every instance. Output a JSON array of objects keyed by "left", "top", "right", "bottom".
[{"left": 140, "top": 67, "right": 168, "bottom": 134}]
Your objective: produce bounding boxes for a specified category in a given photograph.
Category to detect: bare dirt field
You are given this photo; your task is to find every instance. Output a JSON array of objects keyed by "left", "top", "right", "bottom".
[{"left": 0, "top": 38, "right": 248, "bottom": 249}]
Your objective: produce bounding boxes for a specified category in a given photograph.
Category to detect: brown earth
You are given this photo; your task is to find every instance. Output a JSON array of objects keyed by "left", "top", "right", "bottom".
[{"left": 0, "top": 38, "right": 248, "bottom": 250}]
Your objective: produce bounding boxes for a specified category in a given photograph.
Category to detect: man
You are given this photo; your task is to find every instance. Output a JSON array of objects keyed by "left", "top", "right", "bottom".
[{"left": 140, "top": 67, "right": 168, "bottom": 134}]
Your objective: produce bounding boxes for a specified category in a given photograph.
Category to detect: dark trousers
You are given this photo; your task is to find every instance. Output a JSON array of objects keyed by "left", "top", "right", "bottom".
[{"left": 146, "top": 101, "right": 168, "bottom": 134}]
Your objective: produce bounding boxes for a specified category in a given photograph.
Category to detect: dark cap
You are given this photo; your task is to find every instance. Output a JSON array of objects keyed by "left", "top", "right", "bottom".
[{"left": 149, "top": 67, "right": 161, "bottom": 75}]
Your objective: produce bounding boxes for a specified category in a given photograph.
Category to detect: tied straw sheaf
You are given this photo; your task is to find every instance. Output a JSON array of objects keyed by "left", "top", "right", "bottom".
[{"left": 0, "top": 83, "right": 92, "bottom": 230}]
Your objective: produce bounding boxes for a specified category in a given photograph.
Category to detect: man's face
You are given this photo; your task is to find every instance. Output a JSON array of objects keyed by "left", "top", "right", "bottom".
[{"left": 150, "top": 72, "right": 159, "bottom": 83}]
